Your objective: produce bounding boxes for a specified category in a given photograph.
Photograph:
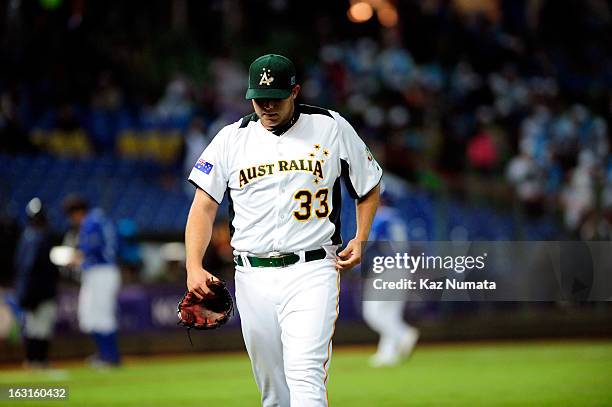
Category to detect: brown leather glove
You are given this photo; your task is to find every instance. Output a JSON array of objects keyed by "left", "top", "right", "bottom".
[{"left": 177, "top": 279, "right": 234, "bottom": 332}]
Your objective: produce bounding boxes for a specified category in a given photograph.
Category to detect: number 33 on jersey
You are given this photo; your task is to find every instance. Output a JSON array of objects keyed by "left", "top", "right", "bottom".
[{"left": 188, "top": 104, "right": 383, "bottom": 255}]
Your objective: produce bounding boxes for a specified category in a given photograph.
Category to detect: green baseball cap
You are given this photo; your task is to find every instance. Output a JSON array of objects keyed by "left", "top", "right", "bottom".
[{"left": 245, "top": 54, "right": 297, "bottom": 100}]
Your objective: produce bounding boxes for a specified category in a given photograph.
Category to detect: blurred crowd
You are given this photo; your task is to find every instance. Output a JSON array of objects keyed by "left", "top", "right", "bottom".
[{"left": 1, "top": 0, "right": 611, "bottom": 239}]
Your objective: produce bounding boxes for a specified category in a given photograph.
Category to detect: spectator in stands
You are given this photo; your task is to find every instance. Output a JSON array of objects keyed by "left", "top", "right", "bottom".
[
  {"left": 0, "top": 91, "right": 35, "bottom": 154},
  {"left": 91, "top": 71, "right": 124, "bottom": 112},
  {"left": 467, "top": 108, "right": 501, "bottom": 175},
  {"left": 157, "top": 74, "right": 193, "bottom": 127},
  {"left": 560, "top": 150, "right": 598, "bottom": 236},
  {"left": 14, "top": 198, "right": 59, "bottom": 368},
  {"left": 506, "top": 151, "right": 546, "bottom": 219}
]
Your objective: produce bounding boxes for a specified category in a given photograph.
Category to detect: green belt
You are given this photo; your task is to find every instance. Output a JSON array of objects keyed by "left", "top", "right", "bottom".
[{"left": 234, "top": 248, "right": 327, "bottom": 268}]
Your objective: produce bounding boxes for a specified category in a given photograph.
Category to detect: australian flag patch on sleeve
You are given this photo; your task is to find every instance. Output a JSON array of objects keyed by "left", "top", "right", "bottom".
[{"left": 195, "top": 159, "right": 214, "bottom": 174}]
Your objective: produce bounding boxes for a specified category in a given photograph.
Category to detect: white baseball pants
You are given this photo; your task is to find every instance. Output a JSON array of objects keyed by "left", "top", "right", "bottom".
[
  {"left": 78, "top": 265, "right": 121, "bottom": 334},
  {"left": 362, "top": 300, "right": 410, "bottom": 357},
  {"left": 235, "top": 258, "right": 340, "bottom": 407},
  {"left": 24, "top": 299, "right": 57, "bottom": 339}
]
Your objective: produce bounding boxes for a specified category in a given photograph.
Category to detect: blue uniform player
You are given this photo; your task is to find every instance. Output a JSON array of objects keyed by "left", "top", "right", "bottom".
[
  {"left": 63, "top": 195, "right": 121, "bottom": 366},
  {"left": 363, "top": 188, "right": 419, "bottom": 367}
]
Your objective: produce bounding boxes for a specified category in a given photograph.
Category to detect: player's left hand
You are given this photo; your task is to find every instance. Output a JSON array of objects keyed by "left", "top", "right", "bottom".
[{"left": 336, "top": 239, "right": 362, "bottom": 271}]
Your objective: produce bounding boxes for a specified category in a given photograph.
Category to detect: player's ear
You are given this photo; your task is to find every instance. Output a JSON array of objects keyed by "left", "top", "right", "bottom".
[{"left": 291, "top": 85, "right": 301, "bottom": 100}]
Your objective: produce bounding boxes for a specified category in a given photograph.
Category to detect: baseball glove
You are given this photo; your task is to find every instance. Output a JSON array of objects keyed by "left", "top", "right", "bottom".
[{"left": 177, "top": 279, "right": 234, "bottom": 338}]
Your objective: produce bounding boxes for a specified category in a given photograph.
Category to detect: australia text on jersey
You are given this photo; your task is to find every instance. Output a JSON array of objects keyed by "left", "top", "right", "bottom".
[{"left": 238, "top": 158, "right": 324, "bottom": 188}]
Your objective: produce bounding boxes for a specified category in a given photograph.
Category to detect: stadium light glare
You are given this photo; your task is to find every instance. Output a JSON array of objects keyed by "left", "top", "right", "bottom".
[
  {"left": 348, "top": 2, "right": 374, "bottom": 23},
  {"left": 49, "top": 246, "right": 76, "bottom": 267},
  {"left": 377, "top": 6, "right": 398, "bottom": 27}
]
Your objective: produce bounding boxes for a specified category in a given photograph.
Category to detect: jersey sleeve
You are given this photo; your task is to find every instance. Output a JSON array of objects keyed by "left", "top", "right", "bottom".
[
  {"left": 187, "top": 126, "right": 231, "bottom": 204},
  {"left": 335, "top": 113, "right": 383, "bottom": 199}
]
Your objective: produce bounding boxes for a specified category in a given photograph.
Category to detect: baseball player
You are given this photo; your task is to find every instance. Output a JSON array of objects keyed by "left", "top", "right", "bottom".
[
  {"left": 185, "top": 54, "right": 382, "bottom": 406},
  {"left": 362, "top": 187, "right": 419, "bottom": 367},
  {"left": 14, "top": 198, "right": 59, "bottom": 368},
  {"left": 62, "top": 195, "right": 121, "bottom": 367}
]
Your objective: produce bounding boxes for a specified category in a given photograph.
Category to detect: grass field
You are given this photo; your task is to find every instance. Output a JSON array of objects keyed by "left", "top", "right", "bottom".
[{"left": 0, "top": 341, "right": 611, "bottom": 406}]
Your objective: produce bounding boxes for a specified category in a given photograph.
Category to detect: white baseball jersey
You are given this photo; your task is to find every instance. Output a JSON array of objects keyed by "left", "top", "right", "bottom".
[{"left": 188, "top": 104, "right": 383, "bottom": 255}]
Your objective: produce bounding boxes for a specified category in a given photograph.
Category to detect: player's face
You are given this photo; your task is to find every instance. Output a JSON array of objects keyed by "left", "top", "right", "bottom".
[
  {"left": 252, "top": 85, "right": 301, "bottom": 130},
  {"left": 68, "top": 210, "right": 86, "bottom": 227}
]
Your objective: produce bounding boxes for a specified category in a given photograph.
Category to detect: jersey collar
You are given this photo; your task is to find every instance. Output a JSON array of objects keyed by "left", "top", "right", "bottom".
[{"left": 270, "top": 106, "right": 301, "bottom": 136}]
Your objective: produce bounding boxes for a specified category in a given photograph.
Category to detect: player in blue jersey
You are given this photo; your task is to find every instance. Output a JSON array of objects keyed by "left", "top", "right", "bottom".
[
  {"left": 63, "top": 195, "right": 121, "bottom": 367},
  {"left": 363, "top": 186, "right": 419, "bottom": 367}
]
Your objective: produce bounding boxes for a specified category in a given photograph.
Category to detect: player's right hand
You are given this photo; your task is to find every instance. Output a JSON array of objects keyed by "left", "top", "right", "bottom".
[
  {"left": 186, "top": 267, "right": 219, "bottom": 300},
  {"left": 336, "top": 238, "right": 362, "bottom": 271}
]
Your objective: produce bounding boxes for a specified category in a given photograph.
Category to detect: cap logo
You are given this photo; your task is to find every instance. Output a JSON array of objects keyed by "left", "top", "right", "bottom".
[{"left": 259, "top": 68, "right": 275, "bottom": 86}]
